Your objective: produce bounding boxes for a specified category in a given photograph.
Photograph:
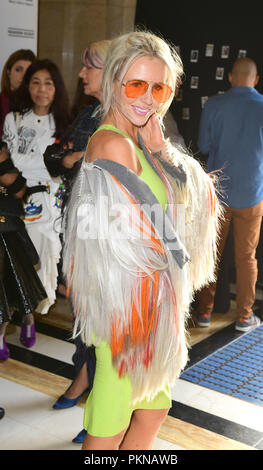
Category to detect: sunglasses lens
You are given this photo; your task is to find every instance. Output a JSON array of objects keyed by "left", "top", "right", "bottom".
[
  {"left": 125, "top": 80, "right": 148, "bottom": 98},
  {"left": 124, "top": 80, "right": 172, "bottom": 102},
  {"left": 152, "top": 83, "right": 172, "bottom": 103}
]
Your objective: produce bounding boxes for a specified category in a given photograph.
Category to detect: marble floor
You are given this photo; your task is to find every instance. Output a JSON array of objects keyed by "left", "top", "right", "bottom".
[{"left": 0, "top": 297, "right": 262, "bottom": 451}]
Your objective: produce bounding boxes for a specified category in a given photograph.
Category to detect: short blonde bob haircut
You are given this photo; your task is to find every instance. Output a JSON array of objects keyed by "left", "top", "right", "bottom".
[{"left": 101, "top": 30, "right": 183, "bottom": 119}]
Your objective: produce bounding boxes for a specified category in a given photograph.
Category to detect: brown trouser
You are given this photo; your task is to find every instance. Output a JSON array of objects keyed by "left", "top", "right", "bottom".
[{"left": 197, "top": 199, "right": 263, "bottom": 320}]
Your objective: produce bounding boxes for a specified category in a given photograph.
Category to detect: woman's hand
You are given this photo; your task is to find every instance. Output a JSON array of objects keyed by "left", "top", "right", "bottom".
[
  {"left": 0, "top": 142, "right": 26, "bottom": 199},
  {"left": 139, "top": 113, "right": 170, "bottom": 162},
  {"left": 61, "top": 141, "right": 84, "bottom": 168},
  {"left": 62, "top": 151, "right": 84, "bottom": 169},
  {"left": 139, "top": 113, "right": 165, "bottom": 153}
]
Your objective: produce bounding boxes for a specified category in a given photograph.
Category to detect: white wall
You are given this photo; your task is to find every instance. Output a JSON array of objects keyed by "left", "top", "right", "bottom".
[{"left": 0, "top": 0, "right": 38, "bottom": 89}]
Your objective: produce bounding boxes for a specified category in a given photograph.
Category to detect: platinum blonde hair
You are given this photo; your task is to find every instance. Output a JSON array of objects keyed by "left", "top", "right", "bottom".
[
  {"left": 82, "top": 39, "right": 111, "bottom": 69},
  {"left": 101, "top": 30, "right": 183, "bottom": 119}
]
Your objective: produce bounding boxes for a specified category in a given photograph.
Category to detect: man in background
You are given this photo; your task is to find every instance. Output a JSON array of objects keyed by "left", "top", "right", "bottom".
[{"left": 196, "top": 57, "right": 263, "bottom": 332}]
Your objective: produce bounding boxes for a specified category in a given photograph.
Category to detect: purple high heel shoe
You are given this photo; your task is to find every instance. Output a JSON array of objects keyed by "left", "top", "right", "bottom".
[
  {"left": 20, "top": 323, "right": 36, "bottom": 348},
  {"left": 0, "top": 338, "right": 10, "bottom": 361}
]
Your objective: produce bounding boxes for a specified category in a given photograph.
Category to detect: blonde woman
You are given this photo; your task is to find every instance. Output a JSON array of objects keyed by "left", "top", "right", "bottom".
[{"left": 64, "top": 30, "right": 220, "bottom": 450}]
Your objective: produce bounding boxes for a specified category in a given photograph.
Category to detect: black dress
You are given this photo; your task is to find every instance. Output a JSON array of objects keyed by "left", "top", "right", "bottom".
[
  {"left": 0, "top": 231, "right": 47, "bottom": 323},
  {"left": 0, "top": 145, "right": 47, "bottom": 324},
  {"left": 44, "top": 103, "right": 100, "bottom": 209}
]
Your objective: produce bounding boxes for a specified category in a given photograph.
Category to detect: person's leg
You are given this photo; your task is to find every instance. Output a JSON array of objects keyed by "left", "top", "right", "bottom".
[
  {"left": 54, "top": 310, "right": 95, "bottom": 407},
  {"left": 20, "top": 312, "right": 36, "bottom": 348},
  {"left": 81, "top": 408, "right": 168, "bottom": 450},
  {"left": 53, "top": 328, "right": 96, "bottom": 409},
  {"left": 232, "top": 200, "right": 263, "bottom": 321},
  {"left": 119, "top": 408, "right": 169, "bottom": 450},
  {"left": 0, "top": 321, "right": 10, "bottom": 360},
  {"left": 196, "top": 206, "right": 232, "bottom": 323},
  {"left": 213, "top": 225, "right": 234, "bottom": 313},
  {"left": 53, "top": 360, "right": 90, "bottom": 409},
  {"left": 68, "top": 310, "right": 96, "bottom": 395},
  {"left": 63, "top": 331, "right": 95, "bottom": 399},
  {"left": 0, "top": 241, "right": 11, "bottom": 360},
  {"left": 82, "top": 428, "right": 127, "bottom": 450},
  {"left": 64, "top": 362, "right": 88, "bottom": 399},
  {"left": 21, "top": 313, "right": 34, "bottom": 326}
]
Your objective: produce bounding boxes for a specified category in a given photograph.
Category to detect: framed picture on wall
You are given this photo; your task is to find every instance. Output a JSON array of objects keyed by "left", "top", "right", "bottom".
[
  {"left": 221, "top": 45, "right": 230, "bottom": 58},
  {"left": 175, "top": 88, "right": 183, "bottom": 101},
  {"left": 190, "top": 50, "right": 199, "bottom": 62},
  {"left": 238, "top": 49, "right": 247, "bottom": 58},
  {"left": 205, "top": 43, "right": 214, "bottom": 57},
  {"left": 190, "top": 76, "right": 199, "bottom": 89},
  {"left": 216, "top": 67, "right": 224, "bottom": 80},
  {"left": 182, "top": 107, "right": 190, "bottom": 120}
]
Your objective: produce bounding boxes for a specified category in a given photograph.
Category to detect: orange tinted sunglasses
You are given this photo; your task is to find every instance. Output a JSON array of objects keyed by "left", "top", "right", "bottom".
[{"left": 122, "top": 79, "right": 173, "bottom": 103}]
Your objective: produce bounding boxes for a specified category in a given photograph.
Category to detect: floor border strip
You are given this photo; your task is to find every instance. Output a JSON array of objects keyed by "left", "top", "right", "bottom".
[
  {"left": 6, "top": 342, "right": 74, "bottom": 380},
  {"left": 186, "top": 323, "right": 244, "bottom": 369},
  {"left": 169, "top": 400, "right": 262, "bottom": 449},
  {"left": 5, "top": 341, "right": 262, "bottom": 449}
]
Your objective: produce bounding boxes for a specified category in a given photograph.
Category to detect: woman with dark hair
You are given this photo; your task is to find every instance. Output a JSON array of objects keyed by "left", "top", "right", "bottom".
[
  {"left": 0, "top": 49, "right": 36, "bottom": 137},
  {"left": 12, "top": 59, "right": 69, "bottom": 139},
  {"left": 2, "top": 59, "right": 70, "bottom": 334}
]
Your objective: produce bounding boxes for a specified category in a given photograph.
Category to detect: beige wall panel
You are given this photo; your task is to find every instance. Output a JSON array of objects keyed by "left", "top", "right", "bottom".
[{"left": 39, "top": 0, "right": 137, "bottom": 103}]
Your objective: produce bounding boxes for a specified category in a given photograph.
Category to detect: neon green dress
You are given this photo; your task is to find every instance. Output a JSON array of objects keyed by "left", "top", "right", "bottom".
[{"left": 83, "top": 124, "right": 171, "bottom": 437}]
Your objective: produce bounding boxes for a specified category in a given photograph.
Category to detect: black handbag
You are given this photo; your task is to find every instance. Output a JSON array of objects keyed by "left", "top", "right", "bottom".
[
  {"left": 0, "top": 213, "right": 39, "bottom": 266},
  {"left": 0, "top": 140, "right": 39, "bottom": 265},
  {"left": 0, "top": 213, "right": 24, "bottom": 233},
  {"left": 16, "top": 224, "right": 39, "bottom": 266}
]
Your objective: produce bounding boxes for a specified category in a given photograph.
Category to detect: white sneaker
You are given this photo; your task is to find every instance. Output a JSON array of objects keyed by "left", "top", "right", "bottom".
[{"left": 235, "top": 313, "right": 261, "bottom": 332}]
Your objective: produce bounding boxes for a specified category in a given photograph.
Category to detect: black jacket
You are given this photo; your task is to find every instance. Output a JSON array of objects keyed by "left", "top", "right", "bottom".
[
  {"left": 0, "top": 141, "right": 25, "bottom": 218},
  {"left": 43, "top": 103, "right": 100, "bottom": 209}
]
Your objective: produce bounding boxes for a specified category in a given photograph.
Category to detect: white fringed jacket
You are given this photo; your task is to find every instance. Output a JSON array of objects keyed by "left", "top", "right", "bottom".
[{"left": 63, "top": 133, "right": 221, "bottom": 404}]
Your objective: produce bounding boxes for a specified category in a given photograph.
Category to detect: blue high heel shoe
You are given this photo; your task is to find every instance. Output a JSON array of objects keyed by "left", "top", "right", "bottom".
[
  {"left": 52, "top": 388, "right": 89, "bottom": 409},
  {"left": 72, "top": 428, "right": 87, "bottom": 444}
]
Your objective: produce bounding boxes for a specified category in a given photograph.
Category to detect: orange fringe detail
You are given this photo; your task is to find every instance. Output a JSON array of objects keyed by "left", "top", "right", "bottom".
[
  {"left": 110, "top": 175, "right": 165, "bottom": 256},
  {"left": 65, "top": 260, "right": 74, "bottom": 299},
  {"left": 111, "top": 271, "right": 160, "bottom": 376},
  {"left": 208, "top": 183, "right": 216, "bottom": 216}
]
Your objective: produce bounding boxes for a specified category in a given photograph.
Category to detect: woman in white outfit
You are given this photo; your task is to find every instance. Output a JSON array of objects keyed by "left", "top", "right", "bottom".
[{"left": 2, "top": 59, "right": 70, "bottom": 337}]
